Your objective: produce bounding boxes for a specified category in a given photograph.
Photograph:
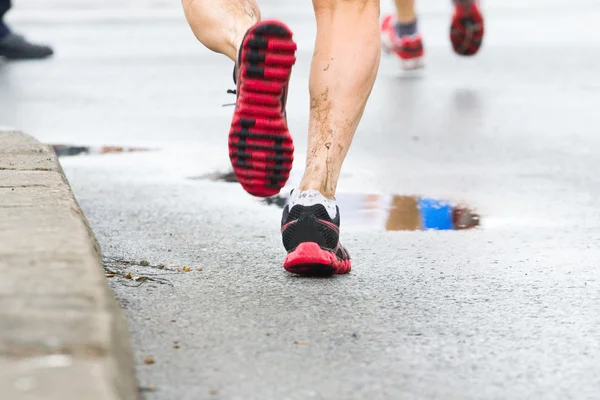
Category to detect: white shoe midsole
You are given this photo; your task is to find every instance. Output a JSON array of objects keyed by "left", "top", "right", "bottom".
[{"left": 400, "top": 57, "right": 425, "bottom": 70}]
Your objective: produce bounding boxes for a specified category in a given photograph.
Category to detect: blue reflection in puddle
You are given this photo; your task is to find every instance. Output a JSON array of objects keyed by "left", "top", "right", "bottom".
[{"left": 264, "top": 193, "right": 479, "bottom": 231}]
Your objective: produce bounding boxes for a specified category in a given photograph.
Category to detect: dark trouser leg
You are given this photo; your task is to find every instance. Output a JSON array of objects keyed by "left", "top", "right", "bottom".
[{"left": 0, "top": 0, "right": 11, "bottom": 38}]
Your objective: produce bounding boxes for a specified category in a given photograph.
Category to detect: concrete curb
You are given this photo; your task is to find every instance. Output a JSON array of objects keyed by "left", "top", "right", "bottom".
[{"left": 0, "top": 131, "right": 139, "bottom": 400}]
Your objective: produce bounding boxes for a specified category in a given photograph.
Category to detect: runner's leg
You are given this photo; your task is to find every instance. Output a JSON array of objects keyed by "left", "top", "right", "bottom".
[
  {"left": 299, "top": 0, "right": 381, "bottom": 199},
  {"left": 281, "top": 0, "right": 381, "bottom": 276},
  {"left": 183, "top": 0, "right": 297, "bottom": 197},
  {"left": 0, "top": 0, "right": 11, "bottom": 39},
  {"left": 182, "top": 0, "right": 260, "bottom": 61},
  {"left": 394, "top": 0, "right": 416, "bottom": 24}
]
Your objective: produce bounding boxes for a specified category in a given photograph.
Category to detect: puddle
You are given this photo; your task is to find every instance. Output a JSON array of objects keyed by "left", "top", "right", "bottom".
[
  {"left": 51, "top": 144, "right": 153, "bottom": 157},
  {"left": 265, "top": 192, "right": 479, "bottom": 231},
  {"left": 187, "top": 170, "right": 479, "bottom": 231}
]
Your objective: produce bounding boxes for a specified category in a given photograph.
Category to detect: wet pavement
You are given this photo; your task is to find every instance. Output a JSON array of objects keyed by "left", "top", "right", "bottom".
[
  {"left": 51, "top": 144, "right": 153, "bottom": 157},
  {"left": 191, "top": 172, "right": 480, "bottom": 231},
  {"left": 3, "top": 0, "right": 600, "bottom": 399}
]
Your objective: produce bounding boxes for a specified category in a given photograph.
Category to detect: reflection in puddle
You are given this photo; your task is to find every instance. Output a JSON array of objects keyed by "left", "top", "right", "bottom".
[
  {"left": 187, "top": 170, "right": 479, "bottom": 231},
  {"left": 51, "top": 144, "right": 153, "bottom": 157},
  {"left": 264, "top": 193, "right": 479, "bottom": 231}
]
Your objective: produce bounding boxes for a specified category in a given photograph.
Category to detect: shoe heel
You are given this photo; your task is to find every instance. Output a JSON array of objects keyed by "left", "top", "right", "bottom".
[
  {"left": 284, "top": 242, "right": 337, "bottom": 276},
  {"left": 282, "top": 212, "right": 329, "bottom": 251}
]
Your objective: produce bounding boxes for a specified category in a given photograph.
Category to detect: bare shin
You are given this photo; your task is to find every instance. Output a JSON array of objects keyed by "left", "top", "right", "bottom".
[
  {"left": 299, "top": 0, "right": 381, "bottom": 199},
  {"left": 394, "top": 0, "right": 417, "bottom": 23}
]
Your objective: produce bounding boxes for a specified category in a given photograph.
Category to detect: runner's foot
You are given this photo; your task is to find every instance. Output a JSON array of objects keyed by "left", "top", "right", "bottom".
[
  {"left": 228, "top": 20, "right": 297, "bottom": 197},
  {"left": 450, "top": 0, "right": 484, "bottom": 56},
  {"left": 380, "top": 14, "right": 424, "bottom": 70},
  {"left": 281, "top": 190, "right": 351, "bottom": 276}
]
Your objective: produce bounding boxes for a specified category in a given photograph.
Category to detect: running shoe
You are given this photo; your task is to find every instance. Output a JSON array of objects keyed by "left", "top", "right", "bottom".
[
  {"left": 380, "top": 14, "right": 424, "bottom": 70},
  {"left": 281, "top": 203, "right": 351, "bottom": 276},
  {"left": 450, "top": 0, "right": 484, "bottom": 56},
  {"left": 0, "top": 33, "right": 53, "bottom": 60},
  {"left": 229, "top": 20, "right": 297, "bottom": 197}
]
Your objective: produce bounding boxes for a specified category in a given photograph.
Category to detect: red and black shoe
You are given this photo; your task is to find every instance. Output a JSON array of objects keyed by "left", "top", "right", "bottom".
[
  {"left": 380, "top": 14, "right": 425, "bottom": 70},
  {"left": 450, "top": 0, "right": 484, "bottom": 56},
  {"left": 281, "top": 203, "right": 351, "bottom": 276},
  {"left": 229, "top": 20, "right": 297, "bottom": 198}
]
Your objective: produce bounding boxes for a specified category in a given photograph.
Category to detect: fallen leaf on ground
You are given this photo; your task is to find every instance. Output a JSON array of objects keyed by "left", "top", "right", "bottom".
[
  {"left": 144, "top": 356, "right": 155, "bottom": 365},
  {"left": 105, "top": 274, "right": 116, "bottom": 278},
  {"left": 133, "top": 276, "right": 147, "bottom": 282},
  {"left": 182, "top": 266, "right": 192, "bottom": 272},
  {"left": 124, "top": 273, "right": 133, "bottom": 280},
  {"left": 197, "top": 267, "right": 203, "bottom": 272}
]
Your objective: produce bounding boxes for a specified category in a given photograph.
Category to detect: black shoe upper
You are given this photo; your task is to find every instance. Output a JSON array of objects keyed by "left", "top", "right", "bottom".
[{"left": 281, "top": 203, "right": 341, "bottom": 253}]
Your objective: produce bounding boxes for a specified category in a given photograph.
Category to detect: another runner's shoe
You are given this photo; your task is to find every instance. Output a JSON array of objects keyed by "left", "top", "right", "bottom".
[
  {"left": 229, "top": 20, "right": 297, "bottom": 197},
  {"left": 450, "top": 0, "right": 484, "bottom": 56},
  {"left": 281, "top": 203, "right": 351, "bottom": 276},
  {"left": 380, "top": 14, "right": 424, "bottom": 70}
]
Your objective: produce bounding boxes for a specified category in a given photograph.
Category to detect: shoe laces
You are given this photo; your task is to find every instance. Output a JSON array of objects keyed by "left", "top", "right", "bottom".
[
  {"left": 222, "top": 88, "right": 237, "bottom": 107},
  {"left": 223, "top": 65, "right": 238, "bottom": 107}
]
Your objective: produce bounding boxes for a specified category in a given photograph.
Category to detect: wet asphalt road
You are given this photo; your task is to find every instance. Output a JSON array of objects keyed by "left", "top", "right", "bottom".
[{"left": 3, "top": 0, "right": 600, "bottom": 398}]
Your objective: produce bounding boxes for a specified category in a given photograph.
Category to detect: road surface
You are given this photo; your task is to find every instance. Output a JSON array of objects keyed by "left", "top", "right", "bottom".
[{"left": 2, "top": 0, "right": 600, "bottom": 398}]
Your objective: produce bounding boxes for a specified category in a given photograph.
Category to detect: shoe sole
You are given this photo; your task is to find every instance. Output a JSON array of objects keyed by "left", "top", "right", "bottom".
[
  {"left": 382, "top": 40, "right": 425, "bottom": 71},
  {"left": 400, "top": 57, "right": 425, "bottom": 71},
  {"left": 283, "top": 242, "right": 351, "bottom": 276},
  {"left": 229, "top": 20, "right": 297, "bottom": 198},
  {"left": 450, "top": 3, "right": 484, "bottom": 56}
]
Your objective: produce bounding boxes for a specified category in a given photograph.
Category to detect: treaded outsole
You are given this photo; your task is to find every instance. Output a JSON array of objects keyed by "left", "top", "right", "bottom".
[
  {"left": 229, "top": 20, "right": 297, "bottom": 198},
  {"left": 450, "top": 3, "right": 484, "bottom": 56},
  {"left": 283, "top": 242, "right": 351, "bottom": 276}
]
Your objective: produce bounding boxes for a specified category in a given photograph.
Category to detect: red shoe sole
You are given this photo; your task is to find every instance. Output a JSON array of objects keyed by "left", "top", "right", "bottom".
[
  {"left": 450, "top": 3, "right": 484, "bottom": 56},
  {"left": 229, "top": 20, "right": 297, "bottom": 198},
  {"left": 284, "top": 242, "right": 351, "bottom": 276}
]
